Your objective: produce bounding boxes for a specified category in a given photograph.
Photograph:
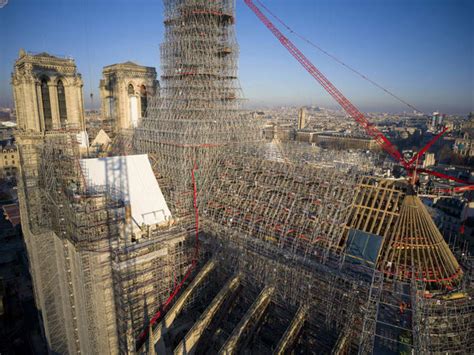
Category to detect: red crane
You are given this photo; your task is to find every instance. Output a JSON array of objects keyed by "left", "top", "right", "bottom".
[{"left": 244, "top": 0, "right": 473, "bottom": 192}]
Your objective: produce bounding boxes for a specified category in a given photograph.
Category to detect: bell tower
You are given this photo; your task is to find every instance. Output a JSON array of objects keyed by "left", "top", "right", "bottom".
[
  {"left": 12, "top": 49, "right": 85, "bottom": 132},
  {"left": 99, "top": 61, "right": 158, "bottom": 133}
]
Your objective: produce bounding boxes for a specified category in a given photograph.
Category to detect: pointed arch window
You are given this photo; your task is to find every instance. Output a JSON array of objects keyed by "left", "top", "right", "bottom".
[
  {"left": 57, "top": 80, "right": 68, "bottom": 128},
  {"left": 41, "top": 78, "right": 53, "bottom": 131},
  {"left": 128, "top": 84, "right": 138, "bottom": 127},
  {"left": 140, "top": 85, "right": 147, "bottom": 117}
]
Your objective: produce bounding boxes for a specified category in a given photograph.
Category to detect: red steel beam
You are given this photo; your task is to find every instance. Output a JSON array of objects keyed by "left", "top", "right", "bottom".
[
  {"left": 417, "top": 168, "right": 471, "bottom": 185},
  {"left": 437, "top": 185, "right": 474, "bottom": 194},
  {"left": 407, "top": 126, "right": 449, "bottom": 167}
]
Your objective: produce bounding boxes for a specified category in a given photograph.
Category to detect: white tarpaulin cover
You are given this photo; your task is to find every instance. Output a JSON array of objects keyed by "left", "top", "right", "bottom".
[
  {"left": 79, "top": 154, "right": 172, "bottom": 228},
  {"left": 76, "top": 130, "right": 89, "bottom": 148}
]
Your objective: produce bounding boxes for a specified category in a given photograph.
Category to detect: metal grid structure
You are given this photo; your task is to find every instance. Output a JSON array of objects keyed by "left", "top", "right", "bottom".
[
  {"left": 133, "top": 0, "right": 472, "bottom": 353},
  {"left": 17, "top": 136, "right": 71, "bottom": 353},
  {"left": 134, "top": 0, "right": 259, "bottom": 218},
  {"left": 140, "top": 1, "right": 473, "bottom": 353},
  {"left": 203, "top": 151, "right": 362, "bottom": 262}
]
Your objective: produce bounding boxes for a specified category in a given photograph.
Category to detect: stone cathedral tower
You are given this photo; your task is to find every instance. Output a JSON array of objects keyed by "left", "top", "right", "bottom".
[
  {"left": 12, "top": 51, "right": 120, "bottom": 354},
  {"left": 12, "top": 49, "right": 86, "bottom": 132},
  {"left": 99, "top": 61, "right": 158, "bottom": 133},
  {"left": 11, "top": 50, "right": 191, "bottom": 355}
]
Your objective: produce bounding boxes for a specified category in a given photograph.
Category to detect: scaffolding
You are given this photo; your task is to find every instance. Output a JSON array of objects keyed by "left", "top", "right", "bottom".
[
  {"left": 132, "top": 0, "right": 472, "bottom": 353},
  {"left": 134, "top": 0, "right": 259, "bottom": 219},
  {"left": 17, "top": 128, "right": 201, "bottom": 354},
  {"left": 203, "top": 151, "right": 362, "bottom": 263},
  {"left": 15, "top": 0, "right": 474, "bottom": 353},
  {"left": 414, "top": 283, "right": 474, "bottom": 354}
]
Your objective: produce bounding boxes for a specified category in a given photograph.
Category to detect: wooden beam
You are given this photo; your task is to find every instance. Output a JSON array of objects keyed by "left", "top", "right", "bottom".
[
  {"left": 147, "top": 323, "right": 155, "bottom": 355},
  {"left": 145, "top": 259, "right": 216, "bottom": 352},
  {"left": 219, "top": 286, "right": 275, "bottom": 355},
  {"left": 273, "top": 305, "right": 307, "bottom": 355},
  {"left": 331, "top": 326, "right": 351, "bottom": 355},
  {"left": 174, "top": 274, "right": 241, "bottom": 355}
]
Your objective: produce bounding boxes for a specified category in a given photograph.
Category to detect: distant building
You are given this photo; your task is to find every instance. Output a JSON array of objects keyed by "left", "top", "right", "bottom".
[
  {"left": 0, "top": 123, "right": 15, "bottom": 141},
  {"left": 400, "top": 115, "right": 427, "bottom": 128},
  {"left": 422, "top": 152, "right": 436, "bottom": 168},
  {"left": 454, "top": 133, "right": 474, "bottom": 157},
  {"left": 99, "top": 62, "right": 158, "bottom": 133},
  {"left": 263, "top": 124, "right": 294, "bottom": 141},
  {"left": 433, "top": 197, "right": 473, "bottom": 250},
  {"left": 297, "top": 107, "right": 307, "bottom": 130},
  {"left": 430, "top": 112, "right": 444, "bottom": 127},
  {"left": 0, "top": 142, "right": 18, "bottom": 179},
  {"left": 312, "top": 133, "right": 378, "bottom": 150},
  {"left": 295, "top": 130, "right": 314, "bottom": 143},
  {"left": 0, "top": 107, "right": 11, "bottom": 120}
]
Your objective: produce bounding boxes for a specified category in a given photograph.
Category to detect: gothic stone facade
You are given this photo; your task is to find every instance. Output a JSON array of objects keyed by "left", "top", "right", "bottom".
[
  {"left": 12, "top": 51, "right": 120, "bottom": 353},
  {"left": 12, "top": 50, "right": 85, "bottom": 132},
  {"left": 100, "top": 62, "right": 158, "bottom": 132}
]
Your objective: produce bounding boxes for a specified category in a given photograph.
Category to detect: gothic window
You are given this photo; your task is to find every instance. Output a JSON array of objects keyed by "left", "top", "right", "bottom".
[
  {"left": 57, "top": 80, "right": 67, "bottom": 128},
  {"left": 41, "top": 78, "right": 53, "bottom": 131},
  {"left": 106, "top": 97, "right": 114, "bottom": 118},
  {"left": 128, "top": 84, "right": 138, "bottom": 127},
  {"left": 140, "top": 85, "right": 147, "bottom": 117}
]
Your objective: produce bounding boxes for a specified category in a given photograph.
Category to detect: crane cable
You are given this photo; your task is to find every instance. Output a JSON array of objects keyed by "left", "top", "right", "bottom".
[
  {"left": 82, "top": 0, "right": 94, "bottom": 109},
  {"left": 255, "top": 0, "right": 423, "bottom": 114}
]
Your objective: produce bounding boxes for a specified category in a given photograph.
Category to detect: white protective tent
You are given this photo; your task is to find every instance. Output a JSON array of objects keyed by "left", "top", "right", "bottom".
[{"left": 80, "top": 154, "right": 172, "bottom": 229}]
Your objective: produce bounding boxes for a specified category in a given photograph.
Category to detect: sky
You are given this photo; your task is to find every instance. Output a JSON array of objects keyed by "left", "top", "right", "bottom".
[{"left": 0, "top": 0, "right": 472, "bottom": 114}]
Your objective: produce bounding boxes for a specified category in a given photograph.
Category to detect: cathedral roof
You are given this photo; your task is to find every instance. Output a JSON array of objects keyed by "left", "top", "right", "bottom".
[
  {"left": 80, "top": 154, "right": 172, "bottom": 229},
  {"left": 34, "top": 52, "right": 55, "bottom": 57},
  {"left": 121, "top": 61, "right": 140, "bottom": 66},
  {"left": 103, "top": 61, "right": 157, "bottom": 73}
]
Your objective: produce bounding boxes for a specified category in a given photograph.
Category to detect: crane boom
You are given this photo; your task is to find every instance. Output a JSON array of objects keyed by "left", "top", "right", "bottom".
[
  {"left": 244, "top": 0, "right": 408, "bottom": 169},
  {"left": 449, "top": 185, "right": 474, "bottom": 193},
  {"left": 417, "top": 168, "right": 472, "bottom": 185},
  {"left": 407, "top": 126, "right": 449, "bottom": 167}
]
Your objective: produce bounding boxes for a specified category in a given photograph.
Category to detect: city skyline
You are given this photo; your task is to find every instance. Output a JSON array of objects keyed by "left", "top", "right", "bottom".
[{"left": 0, "top": 0, "right": 473, "bottom": 114}]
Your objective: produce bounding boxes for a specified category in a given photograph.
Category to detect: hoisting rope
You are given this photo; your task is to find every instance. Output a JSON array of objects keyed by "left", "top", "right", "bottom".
[{"left": 255, "top": 0, "right": 423, "bottom": 113}]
